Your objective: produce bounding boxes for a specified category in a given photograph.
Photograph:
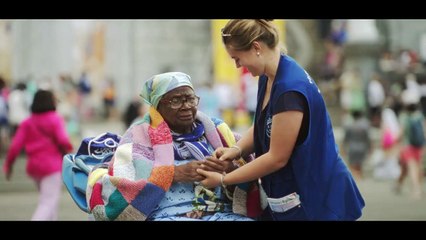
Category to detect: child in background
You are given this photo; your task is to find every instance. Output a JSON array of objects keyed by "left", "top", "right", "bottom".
[
  {"left": 3, "top": 89, "right": 73, "bottom": 220},
  {"left": 372, "top": 107, "right": 401, "bottom": 181}
]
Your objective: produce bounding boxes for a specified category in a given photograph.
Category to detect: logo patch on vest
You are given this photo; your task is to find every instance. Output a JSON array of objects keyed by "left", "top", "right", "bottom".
[{"left": 266, "top": 115, "right": 272, "bottom": 138}]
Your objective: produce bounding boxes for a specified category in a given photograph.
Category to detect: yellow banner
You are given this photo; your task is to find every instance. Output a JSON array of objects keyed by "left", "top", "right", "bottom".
[{"left": 211, "top": 20, "right": 286, "bottom": 84}]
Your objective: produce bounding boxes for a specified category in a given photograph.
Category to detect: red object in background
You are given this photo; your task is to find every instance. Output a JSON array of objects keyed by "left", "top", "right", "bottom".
[{"left": 238, "top": 67, "right": 251, "bottom": 111}]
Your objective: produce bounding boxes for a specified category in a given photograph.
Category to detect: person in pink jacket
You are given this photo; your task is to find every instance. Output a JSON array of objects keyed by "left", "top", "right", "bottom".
[{"left": 3, "top": 89, "right": 73, "bottom": 220}]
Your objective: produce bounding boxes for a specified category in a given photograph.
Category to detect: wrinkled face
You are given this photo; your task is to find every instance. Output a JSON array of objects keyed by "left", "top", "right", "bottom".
[
  {"left": 225, "top": 44, "right": 264, "bottom": 77},
  {"left": 157, "top": 86, "right": 198, "bottom": 134}
]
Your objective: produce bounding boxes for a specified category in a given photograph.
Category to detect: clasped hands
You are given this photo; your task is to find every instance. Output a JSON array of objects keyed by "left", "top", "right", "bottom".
[
  {"left": 173, "top": 146, "right": 241, "bottom": 184},
  {"left": 173, "top": 155, "right": 233, "bottom": 183},
  {"left": 174, "top": 146, "right": 242, "bottom": 189}
]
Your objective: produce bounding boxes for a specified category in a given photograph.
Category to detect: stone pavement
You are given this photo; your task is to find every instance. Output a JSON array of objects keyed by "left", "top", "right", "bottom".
[
  {"left": 1, "top": 120, "right": 426, "bottom": 220},
  {"left": 1, "top": 174, "right": 426, "bottom": 220}
]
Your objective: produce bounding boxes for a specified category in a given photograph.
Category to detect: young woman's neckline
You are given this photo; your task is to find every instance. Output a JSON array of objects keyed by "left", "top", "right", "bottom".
[{"left": 264, "top": 52, "right": 285, "bottom": 83}]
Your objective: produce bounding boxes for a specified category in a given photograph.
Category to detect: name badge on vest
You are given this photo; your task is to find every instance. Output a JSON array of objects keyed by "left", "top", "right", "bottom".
[{"left": 267, "top": 192, "right": 301, "bottom": 213}]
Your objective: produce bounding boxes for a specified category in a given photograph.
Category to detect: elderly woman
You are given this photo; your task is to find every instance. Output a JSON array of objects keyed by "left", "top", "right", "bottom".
[{"left": 86, "top": 72, "right": 254, "bottom": 221}]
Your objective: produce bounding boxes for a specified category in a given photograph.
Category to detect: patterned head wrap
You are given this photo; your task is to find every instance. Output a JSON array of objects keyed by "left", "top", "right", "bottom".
[{"left": 140, "top": 72, "right": 194, "bottom": 109}]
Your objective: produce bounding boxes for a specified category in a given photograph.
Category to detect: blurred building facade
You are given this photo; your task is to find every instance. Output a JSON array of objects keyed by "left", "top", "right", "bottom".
[
  {"left": 1, "top": 20, "right": 211, "bottom": 112},
  {"left": 1, "top": 19, "right": 426, "bottom": 116}
]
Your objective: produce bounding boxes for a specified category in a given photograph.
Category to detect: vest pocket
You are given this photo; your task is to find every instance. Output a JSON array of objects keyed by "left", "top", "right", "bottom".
[
  {"left": 269, "top": 204, "right": 307, "bottom": 221},
  {"left": 268, "top": 174, "right": 298, "bottom": 198}
]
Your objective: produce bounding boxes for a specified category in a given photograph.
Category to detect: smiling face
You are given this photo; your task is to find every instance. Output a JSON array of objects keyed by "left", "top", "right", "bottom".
[
  {"left": 157, "top": 86, "right": 198, "bottom": 134},
  {"left": 225, "top": 43, "right": 265, "bottom": 77}
]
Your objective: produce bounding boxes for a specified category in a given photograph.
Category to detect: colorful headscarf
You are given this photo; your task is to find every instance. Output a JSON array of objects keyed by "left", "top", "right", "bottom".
[{"left": 140, "top": 72, "right": 194, "bottom": 109}]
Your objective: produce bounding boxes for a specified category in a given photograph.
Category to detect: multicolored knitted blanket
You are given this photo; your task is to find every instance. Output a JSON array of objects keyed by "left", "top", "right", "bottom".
[{"left": 86, "top": 107, "right": 252, "bottom": 220}]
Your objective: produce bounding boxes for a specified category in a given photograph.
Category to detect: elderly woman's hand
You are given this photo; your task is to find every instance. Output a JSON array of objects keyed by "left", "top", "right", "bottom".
[
  {"left": 201, "top": 156, "right": 236, "bottom": 173},
  {"left": 174, "top": 161, "right": 205, "bottom": 183}
]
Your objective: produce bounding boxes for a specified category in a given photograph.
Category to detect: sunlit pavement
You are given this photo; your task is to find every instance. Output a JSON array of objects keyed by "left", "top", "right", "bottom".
[{"left": 1, "top": 175, "right": 425, "bottom": 221}]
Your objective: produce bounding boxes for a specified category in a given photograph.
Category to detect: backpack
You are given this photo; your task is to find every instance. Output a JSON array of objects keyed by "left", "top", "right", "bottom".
[{"left": 407, "top": 115, "right": 425, "bottom": 147}]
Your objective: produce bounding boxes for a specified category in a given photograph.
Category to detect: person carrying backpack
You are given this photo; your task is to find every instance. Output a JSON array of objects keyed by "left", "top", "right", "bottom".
[{"left": 396, "top": 89, "right": 425, "bottom": 199}]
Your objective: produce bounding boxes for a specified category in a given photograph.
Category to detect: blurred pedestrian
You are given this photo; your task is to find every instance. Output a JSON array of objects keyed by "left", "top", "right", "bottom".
[
  {"left": 2, "top": 89, "right": 73, "bottom": 220},
  {"left": 395, "top": 89, "right": 425, "bottom": 199},
  {"left": 0, "top": 76, "right": 9, "bottom": 154},
  {"left": 123, "top": 96, "right": 147, "bottom": 128},
  {"left": 7, "top": 82, "right": 30, "bottom": 137},
  {"left": 372, "top": 107, "right": 401, "bottom": 181},
  {"left": 102, "top": 79, "right": 116, "bottom": 119},
  {"left": 342, "top": 110, "right": 371, "bottom": 180}
]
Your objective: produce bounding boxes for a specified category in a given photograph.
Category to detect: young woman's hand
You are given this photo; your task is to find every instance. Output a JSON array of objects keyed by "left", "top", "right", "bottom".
[
  {"left": 196, "top": 168, "right": 222, "bottom": 189},
  {"left": 213, "top": 147, "right": 241, "bottom": 161},
  {"left": 201, "top": 156, "right": 236, "bottom": 173}
]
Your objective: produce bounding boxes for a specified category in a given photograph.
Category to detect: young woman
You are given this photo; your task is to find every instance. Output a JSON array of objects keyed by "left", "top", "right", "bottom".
[{"left": 198, "top": 19, "right": 365, "bottom": 220}]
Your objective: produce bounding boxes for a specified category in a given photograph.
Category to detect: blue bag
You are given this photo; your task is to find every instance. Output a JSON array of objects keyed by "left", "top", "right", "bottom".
[
  {"left": 76, "top": 132, "right": 121, "bottom": 159},
  {"left": 62, "top": 132, "right": 121, "bottom": 212}
]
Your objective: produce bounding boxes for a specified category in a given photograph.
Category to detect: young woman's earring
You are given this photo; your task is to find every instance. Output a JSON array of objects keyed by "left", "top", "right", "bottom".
[{"left": 256, "top": 52, "right": 260, "bottom": 56}]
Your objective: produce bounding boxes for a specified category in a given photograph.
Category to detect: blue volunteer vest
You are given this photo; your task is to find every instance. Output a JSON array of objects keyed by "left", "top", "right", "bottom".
[{"left": 254, "top": 54, "right": 365, "bottom": 220}]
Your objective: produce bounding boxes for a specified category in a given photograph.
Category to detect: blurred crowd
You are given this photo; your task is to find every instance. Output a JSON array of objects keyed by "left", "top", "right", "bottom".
[{"left": 314, "top": 20, "right": 426, "bottom": 200}]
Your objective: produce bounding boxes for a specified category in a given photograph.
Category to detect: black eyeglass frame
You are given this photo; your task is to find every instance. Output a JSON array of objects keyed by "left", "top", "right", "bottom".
[{"left": 161, "top": 95, "right": 200, "bottom": 110}]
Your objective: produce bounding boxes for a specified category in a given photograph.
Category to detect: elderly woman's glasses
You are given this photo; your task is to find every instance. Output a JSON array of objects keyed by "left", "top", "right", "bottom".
[{"left": 163, "top": 95, "right": 200, "bottom": 109}]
